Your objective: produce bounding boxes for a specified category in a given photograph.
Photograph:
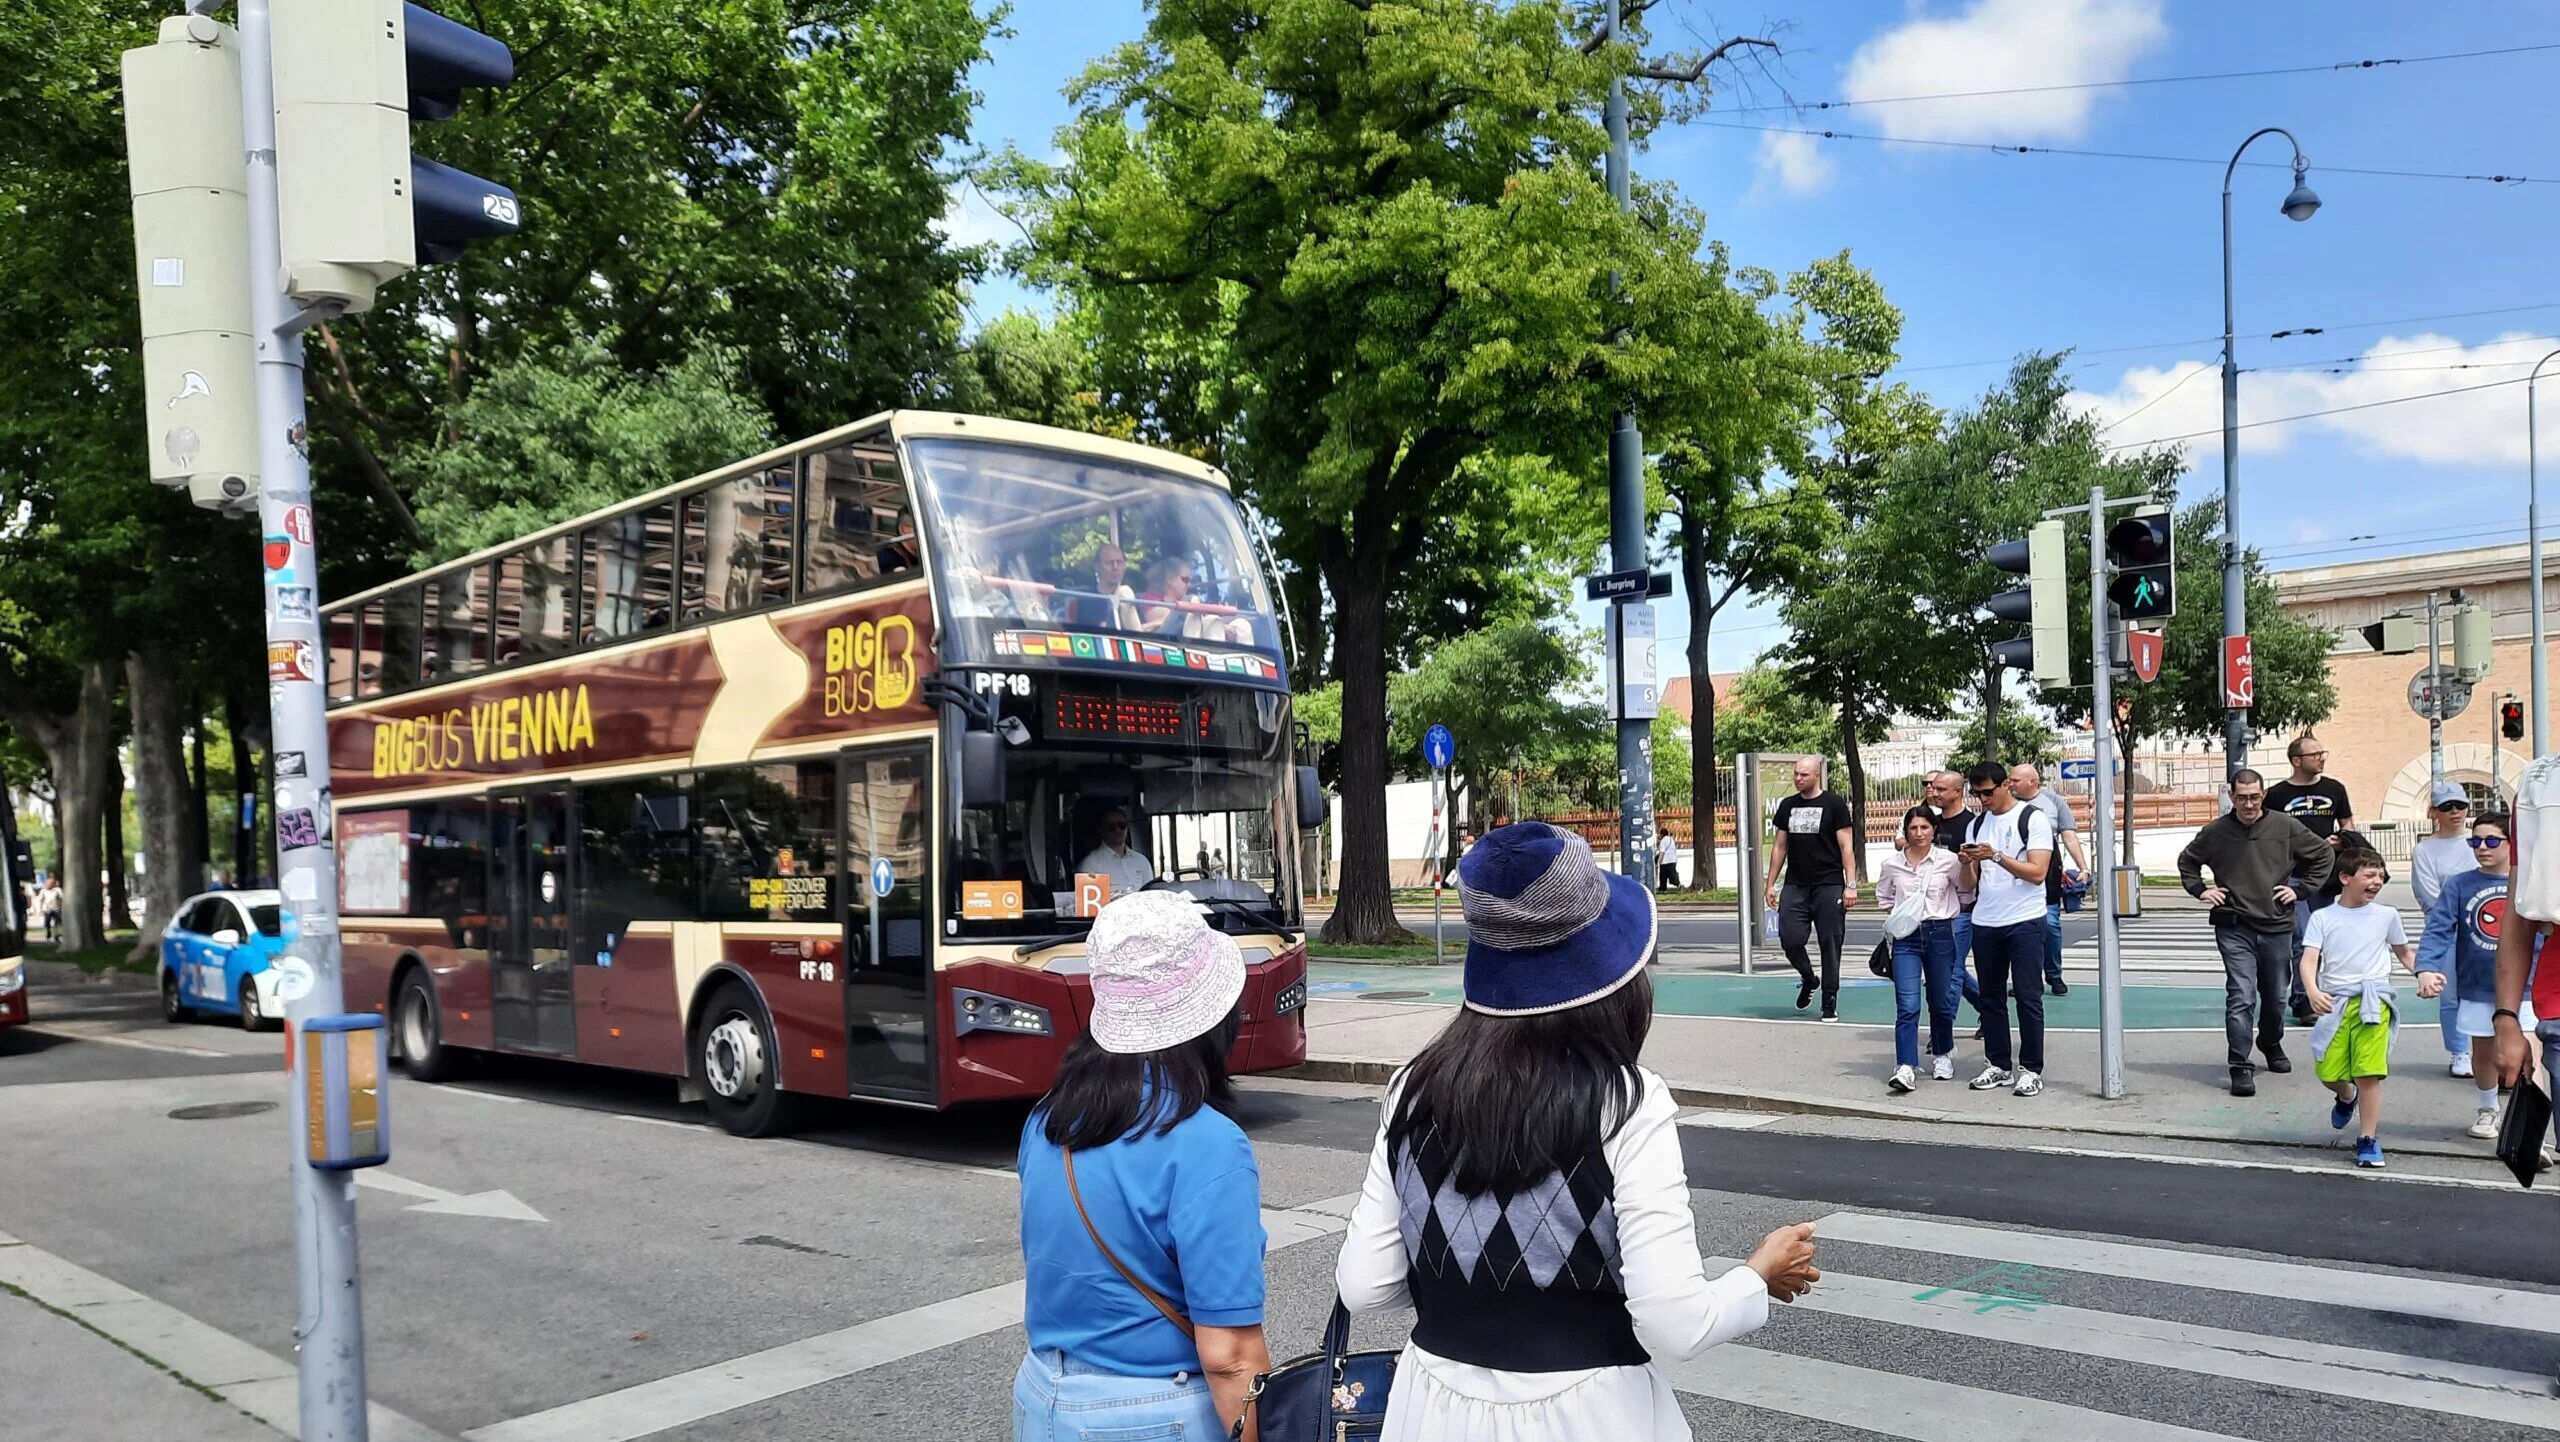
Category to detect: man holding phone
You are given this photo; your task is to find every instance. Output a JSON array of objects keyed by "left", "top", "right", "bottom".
[
  {"left": 1957, "top": 763, "right": 2054, "bottom": 1096},
  {"left": 2178, "top": 769, "right": 2335, "bottom": 1097}
]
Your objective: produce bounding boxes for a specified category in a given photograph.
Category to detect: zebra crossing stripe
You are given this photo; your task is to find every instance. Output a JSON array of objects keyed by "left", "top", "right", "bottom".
[
  {"left": 1668, "top": 1344, "right": 2247, "bottom": 1441},
  {"left": 1817, "top": 1211, "right": 2560, "bottom": 1334},
  {"left": 1711, "top": 1257, "right": 2560, "bottom": 1430}
]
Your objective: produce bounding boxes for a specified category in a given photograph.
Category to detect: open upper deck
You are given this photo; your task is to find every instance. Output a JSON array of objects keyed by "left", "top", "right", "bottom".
[{"left": 320, "top": 412, "right": 1290, "bottom": 707}]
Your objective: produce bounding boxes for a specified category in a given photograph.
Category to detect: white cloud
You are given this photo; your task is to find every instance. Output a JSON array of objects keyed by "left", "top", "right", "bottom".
[
  {"left": 934, "top": 178, "right": 1016, "bottom": 250},
  {"left": 1756, "top": 129, "right": 1834, "bottom": 196},
  {"left": 2069, "top": 330, "right": 2560, "bottom": 470},
  {"left": 1839, "top": 0, "right": 2170, "bottom": 142}
]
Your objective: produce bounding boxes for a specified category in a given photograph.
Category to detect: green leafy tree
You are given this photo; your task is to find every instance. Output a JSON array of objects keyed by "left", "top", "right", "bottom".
[
  {"left": 1388, "top": 621, "right": 1602, "bottom": 851},
  {"left": 1713, "top": 666, "right": 1837, "bottom": 764},
  {"left": 1946, "top": 708, "right": 2063, "bottom": 773},
  {"left": 1011, "top": 0, "right": 1772, "bottom": 941},
  {"left": 404, "top": 338, "right": 777, "bottom": 564}
]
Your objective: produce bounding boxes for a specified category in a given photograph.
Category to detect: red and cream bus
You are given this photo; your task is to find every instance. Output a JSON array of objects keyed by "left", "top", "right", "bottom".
[{"left": 320, "top": 413, "right": 1318, "bottom": 1133}]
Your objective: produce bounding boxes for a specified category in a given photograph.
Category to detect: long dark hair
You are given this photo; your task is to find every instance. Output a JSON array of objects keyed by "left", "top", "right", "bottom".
[
  {"left": 1387, "top": 969, "right": 1654, "bottom": 1196},
  {"left": 1037, "top": 1010, "right": 1243, "bottom": 1151}
]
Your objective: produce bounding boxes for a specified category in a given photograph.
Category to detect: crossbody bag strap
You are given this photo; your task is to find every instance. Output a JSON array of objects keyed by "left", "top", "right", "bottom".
[{"left": 1061, "top": 1146, "right": 1195, "bottom": 1340}]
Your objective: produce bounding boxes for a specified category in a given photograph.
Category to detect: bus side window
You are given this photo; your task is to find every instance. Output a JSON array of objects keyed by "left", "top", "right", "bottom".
[
  {"left": 412, "top": 800, "right": 491, "bottom": 948},
  {"left": 355, "top": 600, "right": 385, "bottom": 698},
  {"left": 496, "top": 537, "right": 576, "bottom": 663},
  {"left": 584, "top": 503, "right": 674, "bottom": 642},
  {"left": 683, "top": 467, "right": 794, "bottom": 618},
  {"left": 575, "top": 776, "right": 695, "bottom": 963},
  {"left": 325, "top": 610, "right": 359, "bottom": 703},
  {"left": 423, "top": 565, "right": 491, "bottom": 683},
  {"left": 378, "top": 585, "right": 424, "bottom": 695},
  {"left": 801, "top": 441, "right": 913, "bottom": 597}
]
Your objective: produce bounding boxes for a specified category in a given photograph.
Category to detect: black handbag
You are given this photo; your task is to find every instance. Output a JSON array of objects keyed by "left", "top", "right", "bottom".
[
  {"left": 1237, "top": 1299, "right": 1398, "bottom": 1441},
  {"left": 1867, "top": 935, "right": 1894, "bottom": 978}
]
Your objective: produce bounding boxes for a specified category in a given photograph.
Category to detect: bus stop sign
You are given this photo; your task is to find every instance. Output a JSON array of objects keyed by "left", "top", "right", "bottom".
[{"left": 1423, "top": 724, "right": 1455, "bottom": 771}]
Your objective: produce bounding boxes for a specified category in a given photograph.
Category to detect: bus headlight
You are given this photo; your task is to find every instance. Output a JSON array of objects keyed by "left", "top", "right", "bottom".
[
  {"left": 0, "top": 966, "right": 22, "bottom": 995},
  {"left": 1273, "top": 980, "right": 1306, "bottom": 1016},
  {"left": 954, "top": 988, "right": 1053, "bottom": 1038}
]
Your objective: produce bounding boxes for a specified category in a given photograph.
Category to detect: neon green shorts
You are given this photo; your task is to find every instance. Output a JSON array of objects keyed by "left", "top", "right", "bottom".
[{"left": 2316, "top": 1002, "right": 2395, "bottom": 1083}]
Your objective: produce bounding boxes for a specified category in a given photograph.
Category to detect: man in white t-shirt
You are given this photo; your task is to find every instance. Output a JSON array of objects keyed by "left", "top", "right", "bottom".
[
  {"left": 1077, "top": 808, "right": 1158, "bottom": 899},
  {"left": 1956, "top": 762, "right": 2054, "bottom": 1097},
  {"left": 1654, "top": 830, "right": 1682, "bottom": 891}
]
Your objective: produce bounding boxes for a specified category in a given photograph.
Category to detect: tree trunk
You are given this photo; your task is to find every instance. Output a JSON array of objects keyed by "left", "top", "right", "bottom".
[
  {"left": 1679, "top": 497, "right": 1719, "bottom": 889},
  {"left": 1318, "top": 526, "right": 1413, "bottom": 946},
  {"left": 32, "top": 662, "right": 120, "bottom": 952},
  {"left": 126, "top": 650, "right": 202, "bottom": 962},
  {"left": 227, "top": 692, "right": 257, "bottom": 885},
  {"left": 188, "top": 703, "right": 211, "bottom": 884},
  {"left": 1836, "top": 675, "right": 1869, "bottom": 885},
  {"left": 103, "top": 760, "right": 132, "bottom": 932}
]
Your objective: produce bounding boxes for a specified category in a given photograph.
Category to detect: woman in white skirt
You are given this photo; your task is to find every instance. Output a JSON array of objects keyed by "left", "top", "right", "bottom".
[{"left": 1335, "top": 823, "right": 1821, "bottom": 1442}]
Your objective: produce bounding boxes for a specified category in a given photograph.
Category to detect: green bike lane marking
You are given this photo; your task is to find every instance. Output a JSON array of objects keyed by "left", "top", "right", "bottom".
[{"left": 1307, "top": 963, "right": 2226, "bottom": 1030}]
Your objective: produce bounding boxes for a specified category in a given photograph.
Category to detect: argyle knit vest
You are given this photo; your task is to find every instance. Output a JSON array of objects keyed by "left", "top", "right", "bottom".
[{"left": 1390, "top": 1121, "right": 1647, "bottom": 1372}]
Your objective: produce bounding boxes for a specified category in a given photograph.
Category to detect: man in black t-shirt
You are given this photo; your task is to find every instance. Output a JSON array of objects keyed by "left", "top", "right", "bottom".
[
  {"left": 1767, "top": 756, "right": 1857, "bottom": 1019},
  {"left": 2265, "top": 734, "right": 2353, "bottom": 1023}
]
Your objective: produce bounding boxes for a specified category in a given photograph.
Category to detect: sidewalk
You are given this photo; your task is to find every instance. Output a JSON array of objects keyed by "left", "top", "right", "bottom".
[
  {"left": 1292, "top": 984, "right": 2521, "bottom": 1162},
  {"left": 0, "top": 1286, "right": 279, "bottom": 1442}
]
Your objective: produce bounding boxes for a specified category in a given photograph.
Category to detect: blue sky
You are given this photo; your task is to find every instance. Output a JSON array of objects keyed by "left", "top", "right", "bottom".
[{"left": 949, "top": 0, "right": 2560, "bottom": 679}]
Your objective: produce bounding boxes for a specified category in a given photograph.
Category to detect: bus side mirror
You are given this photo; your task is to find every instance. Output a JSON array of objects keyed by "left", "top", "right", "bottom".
[
  {"left": 961, "top": 731, "right": 1006, "bottom": 809},
  {"left": 1294, "top": 766, "right": 1326, "bottom": 831}
]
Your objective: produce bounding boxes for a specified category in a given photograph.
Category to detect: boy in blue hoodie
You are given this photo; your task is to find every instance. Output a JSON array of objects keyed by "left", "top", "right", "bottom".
[{"left": 2416, "top": 812, "right": 2529, "bottom": 1139}]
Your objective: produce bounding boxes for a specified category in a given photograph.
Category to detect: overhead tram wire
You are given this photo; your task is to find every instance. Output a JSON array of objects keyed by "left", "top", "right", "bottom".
[
  {"left": 1896, "top": 302, "right": 2560, "bottom": 376},
  {"left": 1699, "top": 119, "right": 2552, "bottom": 187},
  {"left": 2097, "top": 373, "right": 2537, "bottom": 453},
  {"left": 1719, "top": 42, "right": 2560, "bottom": 117}
]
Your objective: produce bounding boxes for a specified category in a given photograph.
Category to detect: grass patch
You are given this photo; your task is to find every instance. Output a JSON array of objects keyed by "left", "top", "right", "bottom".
[
  {"left": 1306, "top": 943, "right": 1456, "bottom": 963},
  {"left": 26, "top": 932, "right": 150, "bottom": 975}
]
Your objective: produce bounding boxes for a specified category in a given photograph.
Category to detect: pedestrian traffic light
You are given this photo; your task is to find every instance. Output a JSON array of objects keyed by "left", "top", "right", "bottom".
[
  {"left": 273, "top": 0, "right": 519, "bottom": 314},
  {"left": 2504, "top": 698, "right": 2526, "bottom": 741},
  {"left": 2360, "top": 613, "right": 2419, "bottom": 654},
  {"left": 121, "top": 15, "right": 262, "bottom": 515},
  {"left": 2104, "top": 504, "right": 2176, "bottom": 621},
  {"left": 2453, "top": 603, "right": 2494, "bottom": 682},
  {"left": 1986, "top": 519, "right": 2068, "bottom": 684}
]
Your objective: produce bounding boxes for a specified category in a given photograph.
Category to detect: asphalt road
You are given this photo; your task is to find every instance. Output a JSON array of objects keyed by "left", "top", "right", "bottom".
[{"left": 4, "top": 970, "right": 2555, "bottom": 1442}]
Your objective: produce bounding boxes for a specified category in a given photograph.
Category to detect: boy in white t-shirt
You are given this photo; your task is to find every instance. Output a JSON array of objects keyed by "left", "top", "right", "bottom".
[{"left": 2301, "top": 847, "right": 2440, "bottom": 1169}]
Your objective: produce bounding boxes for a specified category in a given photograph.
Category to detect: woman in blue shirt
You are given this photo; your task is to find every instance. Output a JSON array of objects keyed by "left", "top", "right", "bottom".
[{"left": 1014, "top": 890, "right": 1272, "bottom": 1442}]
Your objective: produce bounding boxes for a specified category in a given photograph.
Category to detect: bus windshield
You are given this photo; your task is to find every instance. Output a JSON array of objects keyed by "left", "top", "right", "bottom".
[
  {"left": 951, "top": 679, "right": 1300, "bottom": 939},
  {"left": 907, "top": 439, "right": 1282, "bottom": 669}
]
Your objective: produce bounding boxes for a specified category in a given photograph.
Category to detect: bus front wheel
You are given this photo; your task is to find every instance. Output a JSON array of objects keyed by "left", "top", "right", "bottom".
[
  {"left": 394, "top": 968, "right": 457, "bottom": 1083},
  {"left": 695, "top": 982, "right": 795, "bottom": 1138}
]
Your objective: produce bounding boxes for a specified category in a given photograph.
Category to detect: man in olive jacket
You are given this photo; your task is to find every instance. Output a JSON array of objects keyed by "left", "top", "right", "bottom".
[{"left": 2178, "top": 768, "right": 2337, "bottom": 1097}]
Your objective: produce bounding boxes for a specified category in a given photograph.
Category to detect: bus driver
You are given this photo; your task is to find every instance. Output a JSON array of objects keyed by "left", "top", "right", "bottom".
[{"left": 1078, "top": 808, "right": 1158, "bottom": 898}]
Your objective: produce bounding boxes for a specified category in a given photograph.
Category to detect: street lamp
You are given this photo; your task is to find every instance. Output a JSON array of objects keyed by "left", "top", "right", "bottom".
[
  {"left": 2220, "top": 128, "right": 2320, "bottom": 779},
  {"left": 2529, "top": 348, "right": 2560, "bottom": 756}
]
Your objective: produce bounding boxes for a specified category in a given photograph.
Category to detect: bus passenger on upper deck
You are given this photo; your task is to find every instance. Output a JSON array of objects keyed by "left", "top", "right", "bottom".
[
  {"left": 1065, "top": 544, "right": 1142, "bottom": 630},
  {"left": 1078, "top": 809, "right": 1157, "bottom": 898}
]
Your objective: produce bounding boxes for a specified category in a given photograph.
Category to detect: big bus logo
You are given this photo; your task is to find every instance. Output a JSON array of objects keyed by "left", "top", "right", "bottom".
[
  {"left": 822, "top": 615, "right": 918, "bottom": 717},
  {"left": 370, "top": 684, "right": 599, "bottom": 779}
]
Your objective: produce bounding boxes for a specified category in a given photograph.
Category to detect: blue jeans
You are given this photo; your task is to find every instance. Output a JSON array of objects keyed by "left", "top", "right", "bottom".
[
  {"left": 1953, "top": 911, "right": 1981, "bottom": 1011},
  {"left": 1015, "top": 1349, "right": 1224, "bottom": 1442},
  {"left": 1892, "top": 918, "right": 1962, "bottom": 1068},
  {"left": 1974, "top": 917, "right": 2048, "bottom": 1074},
  {"left": 2043, "top": 903, "right": 2065, "bottom": 989},
  {"left": 2441, "top": 992, "right": 2471, "bottom": 1059}
]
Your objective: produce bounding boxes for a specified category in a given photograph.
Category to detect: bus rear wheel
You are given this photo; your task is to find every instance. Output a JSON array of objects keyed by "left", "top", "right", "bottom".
[
  {"left": 394, "top": 968, "right": 457, "bottom": 1083},
  {"left": 695, "top": 982, "right": 794, "bottom": 1138}
]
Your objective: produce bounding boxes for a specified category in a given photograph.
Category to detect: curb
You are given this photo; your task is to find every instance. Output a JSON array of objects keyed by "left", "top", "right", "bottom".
[
  {"left": 25, "top": 959, "right": 156, "bottom": 992},
  {"left": 1278, "top": 1057, "right": 2505, "bottom": 1162}
]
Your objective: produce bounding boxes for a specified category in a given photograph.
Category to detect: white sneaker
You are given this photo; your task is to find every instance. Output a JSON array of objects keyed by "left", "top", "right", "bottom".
[
  {"left": 2012, "top": 1069, "right": 2043, "bottom": 1098},
  {"left": 2471, "top": 1108, "right": 2500, "bottom": 1139},
  {"left": 1932, "top": 1054, "right": 1955, "bottom": 1082},
  {"left": 1889, "top": 1065, "right": 1917, "bottom": 1094},
  {"left": 1968, "top": 1065, "right": 2014, "bottom": 1091},
  {"left": 2451, "top": 1054, "right": 2476, "bottom": 1078}
]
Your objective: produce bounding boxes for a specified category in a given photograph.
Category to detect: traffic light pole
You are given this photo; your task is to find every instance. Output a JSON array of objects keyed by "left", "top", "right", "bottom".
[
  {"left": 2083, "top": 487, "right": 2127, "bottom": 1100},
  {"left": 2426, "top": 590, "right": 2445, "bottom": 788},
  {"left": 237, "top": 0, "right": 370, "bottom": 1435}
]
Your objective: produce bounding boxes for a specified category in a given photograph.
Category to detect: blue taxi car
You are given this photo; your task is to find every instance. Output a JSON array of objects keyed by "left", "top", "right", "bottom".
[{"left": 159, "top": 889, "right": 288, "bottom": 1030}]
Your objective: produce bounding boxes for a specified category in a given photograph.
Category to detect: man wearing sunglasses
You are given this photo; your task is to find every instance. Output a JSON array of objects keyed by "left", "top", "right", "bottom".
[
  {"left": 1955, "top": 763, "right": 2054, "bottom": 1096},
  {"left": 2177, "top": 769, "right": 2336, "bottom": 1096},
  {"left": 2410, "top": 782, "right": 2483, "bottom": 1077},
  {"left": 2418, "top": 812, "right": 2520, "bottom": 1138},
  {"left": 1077, "top": 808, "right": 1159, "bottom": 900}
]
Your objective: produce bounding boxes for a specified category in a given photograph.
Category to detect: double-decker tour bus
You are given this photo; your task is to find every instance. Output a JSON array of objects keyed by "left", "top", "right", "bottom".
[
  {"left": 319, "top": 413, "right": 1320, "bottom": 1133},
  {"left": 0, "top": 805, "right": 27, "bottom": 1030}
]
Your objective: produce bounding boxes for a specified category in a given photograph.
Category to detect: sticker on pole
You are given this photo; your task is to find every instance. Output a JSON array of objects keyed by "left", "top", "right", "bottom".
[
  {"left": 2222, "top": 635, "right": 2254, "bottom": 709},
  {"left": 870, "top": 856, "right": 895, "bottom": 899},
  {"left": 266, "top": 639, "right": 317, "bottom": 684},
  {"left": 270, "top": 954, "right": 315, "bottom": 1005},
  {"left": 1423, "top": 724, "right": 1455, "bottom": 771}
]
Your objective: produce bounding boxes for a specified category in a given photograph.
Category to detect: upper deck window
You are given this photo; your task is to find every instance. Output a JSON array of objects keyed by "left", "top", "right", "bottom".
[
  {"left": 682, "top": 465, "right": 795, "bottom": 619},
  {"left": 423, "top": 565, "right": 492, "bottom": 683},
  {"left": 800, "top": 439, "right": 916, "bottom": 597},
  {"left": 584, "top": 502, "right": 676, "bottom": 643},
  {"left": 495, "top": 534, "right": 577, "bottom": 665},
  {"left": 378, "top": 586, "right": 424, "bottom": 695},
  {"left": 908, "top": 439, "right": 1280, "bottom": 668}
]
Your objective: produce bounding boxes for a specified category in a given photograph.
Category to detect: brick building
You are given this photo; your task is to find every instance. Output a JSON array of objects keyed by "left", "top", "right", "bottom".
[{"left": 2273, "top": 540, "right": 2547, "bottom": 832}]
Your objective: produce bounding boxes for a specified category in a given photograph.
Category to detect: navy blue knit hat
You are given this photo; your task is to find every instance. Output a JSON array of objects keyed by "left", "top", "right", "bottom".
[{"left": 1457, "top": 823, "right": 1657, "bottom": 1015}]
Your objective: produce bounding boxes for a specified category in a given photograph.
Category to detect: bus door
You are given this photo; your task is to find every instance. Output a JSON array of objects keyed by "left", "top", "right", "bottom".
[
  {"left": 840, "top": 744, "right": 934, "bottom": 1101},
  {"left": 490, "top": 787, "right": 577, "bottom": 1054}
]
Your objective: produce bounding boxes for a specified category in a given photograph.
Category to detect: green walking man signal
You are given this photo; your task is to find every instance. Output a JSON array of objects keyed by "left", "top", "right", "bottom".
[{"left": 2104, "top": 505, "right": 2176, "bottom": 622}]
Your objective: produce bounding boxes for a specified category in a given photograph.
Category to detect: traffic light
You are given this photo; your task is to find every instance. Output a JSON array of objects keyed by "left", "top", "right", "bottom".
[
  {"left": 273, "top": 1, "right": 519, "bottom": 314},
  {"left": 2453, "top": 603, "right": 2494, "bottom": 681},
  {"left": 2104, "top": 504, "right": 2175, "bottom": 621},
  {"left": 1986, "top": 519, "right": 2068, "bottom": 684},
  {"left": 2360, "top": 614, "right": 2420, "bottom": 654},
  {"left": 2504, "top": 698, "right": 2526, "bottom": 742},
  {"left": 121, "top": 16, "right": 261, "bottom": 514}
]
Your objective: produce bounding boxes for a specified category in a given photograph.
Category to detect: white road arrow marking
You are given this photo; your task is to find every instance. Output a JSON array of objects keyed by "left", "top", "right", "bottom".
[{"left": 355, "top": 1169, "right": 548, "bottom": 1222}]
